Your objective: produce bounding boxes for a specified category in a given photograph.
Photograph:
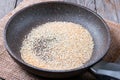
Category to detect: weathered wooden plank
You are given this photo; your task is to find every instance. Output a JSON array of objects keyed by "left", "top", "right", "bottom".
[
  {"left": 0, "top": 0, "right": 120, "bottom": 79},
  {"left": 95, "top": 0, "right": 118, "bottom": 23},
  {"left": 114, "top": 0, "right": 120, "bottom": 23},
  {"left": 64, "top": 0, "right": 96, "bottom": 11},
  {"left": 1, "top": 0, "right": 120, "bottom": 23},
  {"left": 76, "top": 0, "right": 84, "bottom": 5},
  {"left": 16, "top": 0, "right": 23, "bottom": 6},
  {"left": 64, "top": 0, "right": 78, "bottom": 4},
  {"left": 0, "top": 0, "right": 16, "bottom": 19},
  {"left": 81, "top": 0, "right": 96, "bottom": 11}
]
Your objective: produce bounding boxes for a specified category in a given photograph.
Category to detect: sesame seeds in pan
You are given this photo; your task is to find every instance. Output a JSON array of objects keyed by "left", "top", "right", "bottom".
[{"left": 20, "top": 21, "right": 94, "bottom": 70}]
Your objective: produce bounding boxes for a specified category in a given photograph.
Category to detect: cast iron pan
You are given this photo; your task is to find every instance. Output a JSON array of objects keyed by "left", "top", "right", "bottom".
[{"left": 4, "top": 1, "right": 120, "bottom": 79}]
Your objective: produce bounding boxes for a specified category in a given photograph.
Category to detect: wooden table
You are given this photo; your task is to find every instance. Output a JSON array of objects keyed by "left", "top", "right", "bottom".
[
  {"left": 0, "top": 0, "right": 120, "bottom": 23},
  {"left": 0, "top": 0, "right": 120, "bottom": 80}
]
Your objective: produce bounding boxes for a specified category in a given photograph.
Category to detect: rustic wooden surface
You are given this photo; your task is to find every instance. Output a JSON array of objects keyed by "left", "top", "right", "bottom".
[
  {"left": 0, "top": 0, "right": 120, "bottom": 80},
  {"left": 1, "top": 0, "right": 120, "bottom": 23},
  {"left": 0, "top": 0, "right": 16, "bottom": 19}
]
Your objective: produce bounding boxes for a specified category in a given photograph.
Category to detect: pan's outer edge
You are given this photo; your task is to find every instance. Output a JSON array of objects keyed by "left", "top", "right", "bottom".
[{"left": 4, "top": 1, "right": 111, "bottom": 73}]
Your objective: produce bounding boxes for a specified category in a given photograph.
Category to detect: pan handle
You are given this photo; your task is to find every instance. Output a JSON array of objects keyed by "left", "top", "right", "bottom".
[{"left": 90, "top": 61, "right": 120, "bottom": 80}]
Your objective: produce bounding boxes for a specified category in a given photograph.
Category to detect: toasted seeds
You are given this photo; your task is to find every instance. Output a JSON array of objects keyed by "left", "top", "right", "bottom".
[{"left": 20, "top": 21, "right": 94, "bottom": 70}]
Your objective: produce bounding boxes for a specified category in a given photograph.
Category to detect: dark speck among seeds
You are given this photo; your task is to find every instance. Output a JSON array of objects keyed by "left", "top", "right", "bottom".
[{"left": 33, "top": 36, "right": 56, "bottom": 61}]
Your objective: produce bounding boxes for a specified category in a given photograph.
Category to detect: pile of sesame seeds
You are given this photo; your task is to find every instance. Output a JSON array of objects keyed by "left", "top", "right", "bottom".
[{"left": 20, "top": 21, "right": 94, "bottom": 70}]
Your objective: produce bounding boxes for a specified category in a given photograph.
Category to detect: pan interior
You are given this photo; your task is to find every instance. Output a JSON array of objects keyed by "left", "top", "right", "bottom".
[{"left": 5, "top": 2, "right": 110, "bottom": 70}]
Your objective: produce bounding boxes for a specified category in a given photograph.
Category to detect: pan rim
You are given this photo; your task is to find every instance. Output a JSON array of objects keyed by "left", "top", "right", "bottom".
[{"left": 4, "top": 1, "right": 111, "bottom": 73}]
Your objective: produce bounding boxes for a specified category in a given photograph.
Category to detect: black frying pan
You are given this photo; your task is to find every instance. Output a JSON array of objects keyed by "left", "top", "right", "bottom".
[{"left": 4, "top": 1, "right": 120, "bottom": 79}]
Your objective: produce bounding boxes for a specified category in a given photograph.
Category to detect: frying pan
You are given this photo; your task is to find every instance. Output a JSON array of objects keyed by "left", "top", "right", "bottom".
[{"left": 4, "top": 1, "right": 120, "bottom": 79}]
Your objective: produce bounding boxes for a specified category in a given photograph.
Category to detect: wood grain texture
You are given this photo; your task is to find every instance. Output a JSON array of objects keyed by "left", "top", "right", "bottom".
[
  {"left": 64, "top": 0, "right": 78, "bottom": 4},
  {"left": 16, "top": 0, "right": 23, "bottom": 5},
  {"left": 64, "top": 0, "right": 120, "bottom": 23},
  {"left": 0, "top": 0, "right": 16, "bottom": 19},
  {"left": 114, "top": 0, "right": 120, "bottom": 23},
  {"left": 95, "top": 0, "right": 119, "bottom": 23},
  {"left": 0, "top": 0, "right": 120, "bottom": 79},
  {"left": 1, "top": 0, "right": 120, "bottom": 23},
  {"left": 64, "top": 0, "right": 96, "bottom": 11}
]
